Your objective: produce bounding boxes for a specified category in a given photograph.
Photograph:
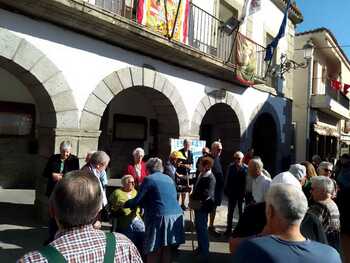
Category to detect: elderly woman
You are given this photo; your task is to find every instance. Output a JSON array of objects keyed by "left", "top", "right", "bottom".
[
  {"left": 126, "top": 147, "right": 148, "bottom": 188},
  {"left": 110, "top": 174, "right": 145, "bottom": 252},
  {"left": 189, "top": 156, "right": 216, "bottom": 259},
  {"left": 43, "top": 140, "right": 79, "bottom": 243},
  {"left": 125, "top": 158, "right": 184, "bottom": 263},
  {"left": 308, "top": 176, "right": 340, "bottom": 251}
]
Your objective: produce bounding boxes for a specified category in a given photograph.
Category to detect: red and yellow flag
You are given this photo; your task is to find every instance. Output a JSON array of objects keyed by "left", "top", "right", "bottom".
[{"left": 137, "top": 0, "right": 190, "bottom": 43}]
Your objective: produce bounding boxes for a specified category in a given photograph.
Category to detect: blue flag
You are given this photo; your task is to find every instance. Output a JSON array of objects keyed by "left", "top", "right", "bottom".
[{"left": 264, "top": 0, "right": 291, "bottom": 61}]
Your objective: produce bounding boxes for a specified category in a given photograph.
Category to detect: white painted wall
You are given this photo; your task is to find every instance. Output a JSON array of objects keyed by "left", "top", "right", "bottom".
[{"left": 0, "top": 8, "right": 286, "bottom": 139}]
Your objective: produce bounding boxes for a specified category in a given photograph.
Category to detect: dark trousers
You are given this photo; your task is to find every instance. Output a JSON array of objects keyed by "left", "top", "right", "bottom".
[{"left": 226, "top": 198, "right": 243, "bottom": 232}]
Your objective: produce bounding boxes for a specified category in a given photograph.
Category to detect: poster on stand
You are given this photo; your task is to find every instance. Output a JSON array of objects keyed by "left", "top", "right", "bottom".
[{"left": 170, "top": 138, "right": 206, "bottom": 173}]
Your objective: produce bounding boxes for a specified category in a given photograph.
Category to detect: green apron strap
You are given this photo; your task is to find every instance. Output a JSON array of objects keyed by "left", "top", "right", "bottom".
[
  {"left": 103, "top": 232, "right": 116, "bottom": 263},
  {"left": 38, "top": 245, "right": 67, "bottom": 263}
]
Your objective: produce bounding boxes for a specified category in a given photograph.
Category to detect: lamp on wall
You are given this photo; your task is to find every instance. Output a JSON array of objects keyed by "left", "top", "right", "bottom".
[{"left": 275, "top": 40, "right": 315, "bottom": 79}]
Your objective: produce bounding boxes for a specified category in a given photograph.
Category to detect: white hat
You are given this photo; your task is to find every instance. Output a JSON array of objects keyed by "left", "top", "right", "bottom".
[
  {"left": 288, "top": 164, "right": 306, "bottom": 181},
  {"left": 272, "top": 171, "right": 301, "bottom": 189}
]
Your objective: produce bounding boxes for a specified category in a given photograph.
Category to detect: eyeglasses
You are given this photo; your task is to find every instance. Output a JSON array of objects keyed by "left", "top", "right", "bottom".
[
  {"left": 324, "top": 168, "right": 333, "bottom": 173},
  {"left": 234, "top": 157, "right": 242, "bottom": 160},
  {"left": 127, "top": 181, "right": 135, "bottom": 184}
]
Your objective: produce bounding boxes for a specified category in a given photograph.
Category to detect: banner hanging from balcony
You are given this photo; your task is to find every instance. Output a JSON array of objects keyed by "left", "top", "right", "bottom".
[
  {"left": 137, "top": 0, "right": 190, "bottom": 43},
  {"left": 235, "top": 33, "right": 256, "bottom": 86}
]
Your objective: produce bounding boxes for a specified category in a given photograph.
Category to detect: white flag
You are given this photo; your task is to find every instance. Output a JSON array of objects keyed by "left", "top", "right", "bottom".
[{"left": 240, "top": 0, "right": 261, "bottom": 23}]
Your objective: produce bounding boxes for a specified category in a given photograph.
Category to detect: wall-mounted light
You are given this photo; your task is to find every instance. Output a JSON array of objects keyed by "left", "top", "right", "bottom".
[{"left": 271, "top": 40, "right": 315, "bottom": 79}]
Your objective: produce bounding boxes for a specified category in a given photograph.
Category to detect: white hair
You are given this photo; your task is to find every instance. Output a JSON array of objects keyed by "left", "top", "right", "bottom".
[
  {"left": 132, "top": 147, "right": 145, "bottom": 157},
  {"left": 234, "top": 151, "right": 244, "bottom": 159},
  {"left": 211, "top": 141, "right": 222, "bottom": 150},
  {"left": 60, "top": 140, "right": 72, "bottom": 151},
  {"left": 121, "top": 174, "right": 134, "bottom": 187},
  {"left": 250, "top": 157, "right": 264, "bottom": 172},
  {"left": 266, "top": 184, "right": 308, "bottom": 225},
  {"left": 89, "top": 151, "right": 110, "bottom": 167},
  {"left": 146, "top": 157, "right": 164, "bottom": 174},
  {"left": 311, "top": 176, "right": 334, "bottom": 195},
  {"left": 318, "top": 161, "right": 333, "bottom": 173}
]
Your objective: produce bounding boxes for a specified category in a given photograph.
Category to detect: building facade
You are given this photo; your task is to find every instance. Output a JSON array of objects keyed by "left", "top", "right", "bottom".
[
  {"left": 293, "top": 28, "right": 350, "bottom": 162},
  {"left": 0, "top": 0, "right": 302, "bottom": 217}
]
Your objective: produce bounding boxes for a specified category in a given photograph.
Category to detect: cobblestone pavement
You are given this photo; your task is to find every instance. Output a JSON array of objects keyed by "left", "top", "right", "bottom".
[{"left": 0, "top": 189, "right": 236, "bottom": 262}]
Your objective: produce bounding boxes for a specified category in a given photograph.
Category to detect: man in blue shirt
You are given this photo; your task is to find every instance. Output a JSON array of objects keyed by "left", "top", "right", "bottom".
[{"left": 233, "top": 184, "right": 341, "bottom": 263}]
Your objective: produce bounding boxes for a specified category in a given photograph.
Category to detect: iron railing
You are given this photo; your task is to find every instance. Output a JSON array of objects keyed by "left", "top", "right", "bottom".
[{"left": 93, "top": 0, "right": 267, "bottom": 80}]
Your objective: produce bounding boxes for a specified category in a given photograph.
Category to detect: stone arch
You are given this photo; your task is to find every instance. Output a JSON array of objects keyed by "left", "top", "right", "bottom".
[
  {"left": 0, "top": 28, "right": 79, "bottom": 128},
  {"left": 247, "top": 101, "right": 282, "bottom": 175},
  {"left": 190, "top": 92, "right": 247, "bottom": 139},
  {"left": 247, "top": 101, "right": 282, "bottom": 146},
  {"left": 80, "top": 67, "right": 190, "bottom": 136}
]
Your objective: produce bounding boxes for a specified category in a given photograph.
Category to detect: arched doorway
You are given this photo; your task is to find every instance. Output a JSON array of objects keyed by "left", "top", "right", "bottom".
[
  {"left": 81, "top": 67, "right": 189, "bottom": 178},
  {"left": 0, "top": 30, "right": 78, "bottom": 190},
  {"left": 98, "top": 86, "right": 180, "bottom": 177},
  {"left": 252, "top": 113, "right": 277, "bottom": 176},
  {"left": 0, "top": 29, "right": 78, "bottom": 260},
  {"left": 199, "top": 103, "right": 241, "bottom": 169}
]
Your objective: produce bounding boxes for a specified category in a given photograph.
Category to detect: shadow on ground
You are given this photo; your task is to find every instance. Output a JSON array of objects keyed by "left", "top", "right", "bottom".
[{"left": 0, "top": 202, "right": 47, "bottom": 262}]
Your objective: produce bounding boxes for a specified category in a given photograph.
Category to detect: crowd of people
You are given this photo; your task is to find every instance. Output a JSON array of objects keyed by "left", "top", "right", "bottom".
[{"left": 17, "top": 139, "right": 350, "bottom": 263}]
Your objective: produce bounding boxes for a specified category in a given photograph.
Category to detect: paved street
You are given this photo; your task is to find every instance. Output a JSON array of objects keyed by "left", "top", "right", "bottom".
[{"left": 0, "top": 189, "right": 234, "bottom": 262}]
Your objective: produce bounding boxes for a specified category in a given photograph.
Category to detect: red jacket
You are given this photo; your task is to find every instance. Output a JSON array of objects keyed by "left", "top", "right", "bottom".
[{"left": 126, "top": 161, "right": 148, "bottom": 186}]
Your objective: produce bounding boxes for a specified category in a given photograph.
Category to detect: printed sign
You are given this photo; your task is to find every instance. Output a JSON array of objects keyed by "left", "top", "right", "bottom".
[{"left": 170, "top": 138, "right": 206, "bottom": 173}]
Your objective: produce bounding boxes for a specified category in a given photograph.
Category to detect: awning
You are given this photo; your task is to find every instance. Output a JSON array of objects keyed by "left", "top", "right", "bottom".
[
  {"left": 340, "top": 134, "right": 350, "bottom": 145},
  {"left": 313, "top": 122, "right": 340, "bottom": 137}
]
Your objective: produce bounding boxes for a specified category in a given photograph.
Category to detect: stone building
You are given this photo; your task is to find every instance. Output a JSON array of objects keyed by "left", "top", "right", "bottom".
[{"left": 0, "top": 0, "right": 302, "bottom": 217}]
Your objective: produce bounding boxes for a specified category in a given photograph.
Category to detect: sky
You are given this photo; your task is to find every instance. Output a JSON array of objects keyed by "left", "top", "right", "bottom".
[{"left": 296, "top": 0, "right": 350, "bottom": 58}]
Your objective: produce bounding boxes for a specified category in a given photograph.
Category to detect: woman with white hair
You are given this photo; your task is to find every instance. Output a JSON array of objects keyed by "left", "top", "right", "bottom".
[
  {"left": 125, "top": 158, "right": 184, "bottom": 263},
  {"left": 43, "top": 140, "right": 80, "bottom": 243},
  {"left": 308, "top": 176, "right": 340, "bottom": 251},
  {"left": 126, "top": 147, "right": 148, "bottom": 188},
  {"left": 109, "top": 174, "right": 145, "bottom": 253}
]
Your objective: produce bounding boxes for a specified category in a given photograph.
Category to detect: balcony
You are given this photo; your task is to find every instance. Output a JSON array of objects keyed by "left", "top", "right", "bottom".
[
  {"left": 93, "top": 0, "right": 267, "bottom": 81},
  {"left": 311, "top": 82, "right": 350, "bottom": 119},
  {"left": 0, "top": 0, "right": 269, "bottom": 87}
]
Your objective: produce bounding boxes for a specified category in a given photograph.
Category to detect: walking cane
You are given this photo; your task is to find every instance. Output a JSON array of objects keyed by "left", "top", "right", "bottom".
[
  {"left": 187, "top": 172, "right": 195, "bottom": 251},
  {"left": 189, "top": 206, "right": 195, "bottom": 251}
]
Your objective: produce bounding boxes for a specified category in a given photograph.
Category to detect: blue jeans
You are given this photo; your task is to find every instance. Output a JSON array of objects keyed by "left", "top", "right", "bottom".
[{"left": 194, "top": 210, "right": 209, "bottom": 257}]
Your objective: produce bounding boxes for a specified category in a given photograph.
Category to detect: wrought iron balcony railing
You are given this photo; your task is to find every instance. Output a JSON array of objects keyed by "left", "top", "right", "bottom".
[{"left": 93, "top": 0, "right": 267, "bottom": 81}]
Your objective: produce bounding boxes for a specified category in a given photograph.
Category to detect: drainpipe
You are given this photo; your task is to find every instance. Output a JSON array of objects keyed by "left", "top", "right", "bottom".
[
  {"left": 302, "top": 39, "right": 315, "bottom": 161},
  {"left": 305, "top": 56, "right": 314, "bottom": 160}
]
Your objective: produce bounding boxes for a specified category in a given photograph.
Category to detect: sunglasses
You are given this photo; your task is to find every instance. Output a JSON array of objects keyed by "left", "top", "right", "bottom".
[
  {"left": 127, "top": 181, "right": 135, "bottom": 184},
  {"left": 324, "top": 168, "right": 333, "bottom": 173}
]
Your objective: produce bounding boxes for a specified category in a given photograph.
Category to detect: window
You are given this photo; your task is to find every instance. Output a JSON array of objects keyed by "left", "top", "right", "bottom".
[
  {"left": 219, "top": 0, "right": 238, "bottom": 22},
  {"left": 113, "top": 114, "right": 147, "bottom": 140},
  {"left": 0, "top": 102, "right": 35, "bottom": 136}
]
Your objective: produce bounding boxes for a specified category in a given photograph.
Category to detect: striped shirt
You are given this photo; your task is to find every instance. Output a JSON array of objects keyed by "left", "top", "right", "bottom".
[{"left": 19, "top": 225, "right": 142, "bottom": 263}]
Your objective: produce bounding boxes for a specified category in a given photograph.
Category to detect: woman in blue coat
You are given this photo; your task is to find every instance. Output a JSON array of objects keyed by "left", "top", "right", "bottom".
[{"left": 125, "top": 157, "right": 185, "bottom": 263}]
